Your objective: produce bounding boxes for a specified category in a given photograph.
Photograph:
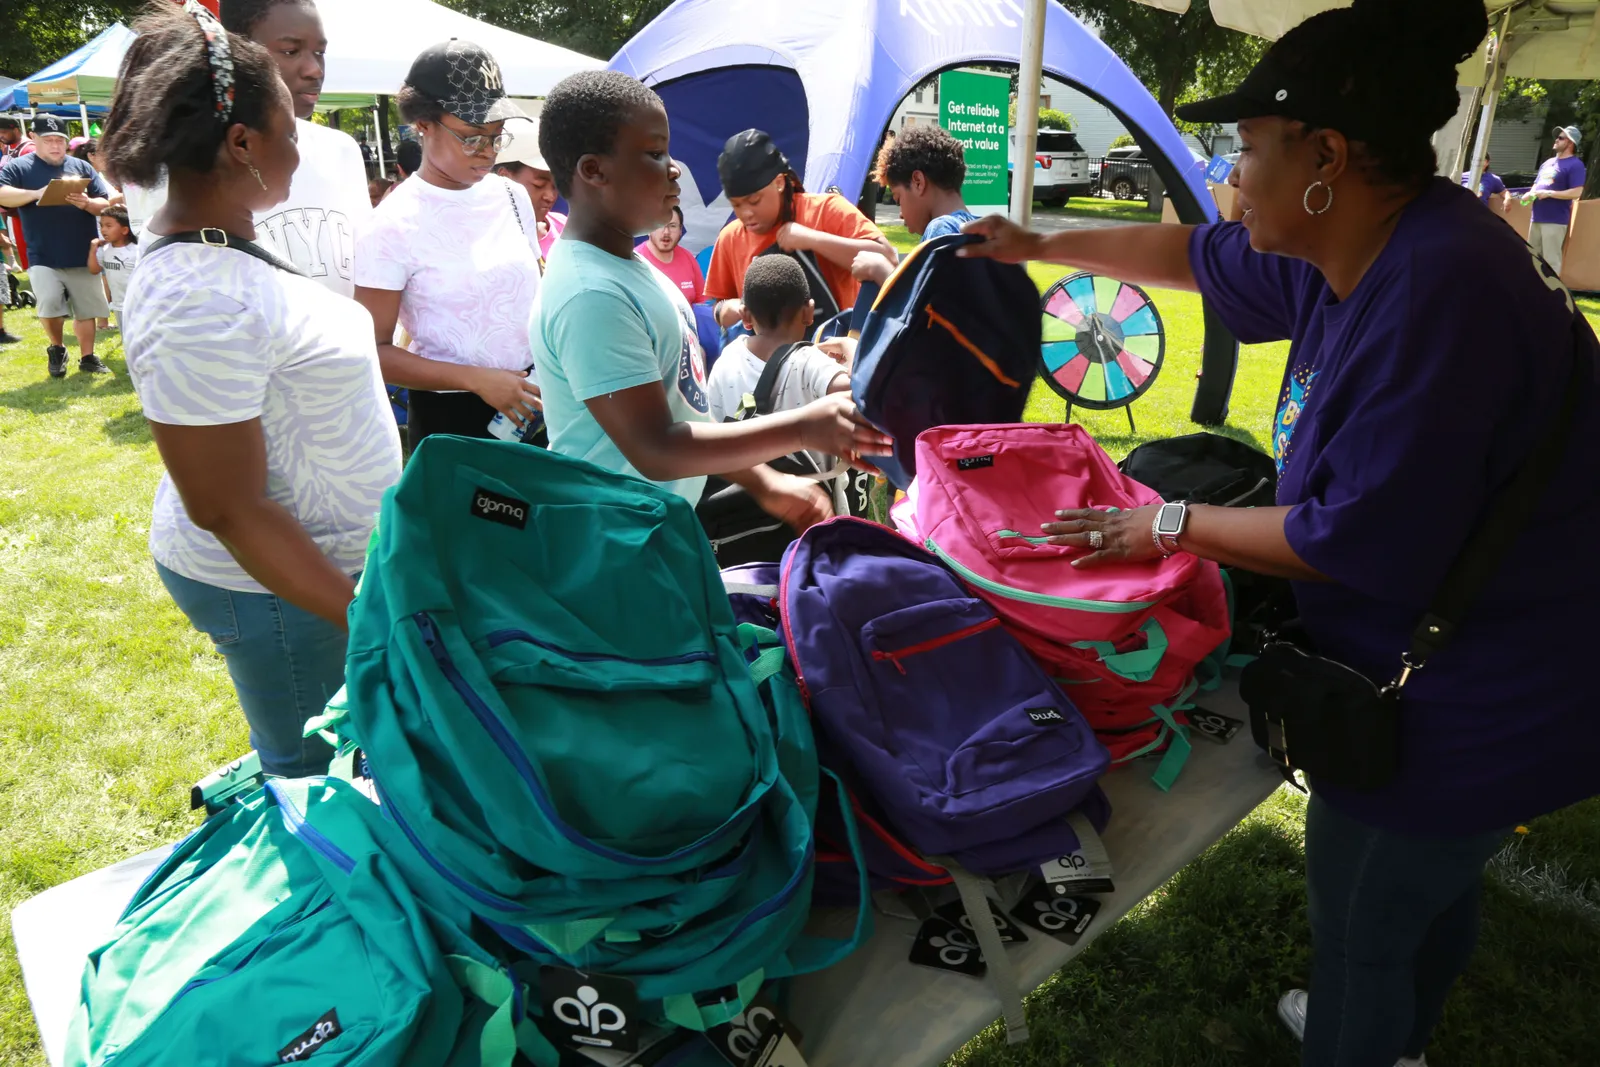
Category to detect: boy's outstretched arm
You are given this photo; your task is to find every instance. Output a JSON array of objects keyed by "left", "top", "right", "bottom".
[{"left": 584, "top": 384, "right": 889, "bottom": 484}]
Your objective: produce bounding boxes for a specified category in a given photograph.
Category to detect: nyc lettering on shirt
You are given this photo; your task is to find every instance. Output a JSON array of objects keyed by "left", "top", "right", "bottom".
[{"left": 257, "top": 207, "right": 356, "bottom": 282}]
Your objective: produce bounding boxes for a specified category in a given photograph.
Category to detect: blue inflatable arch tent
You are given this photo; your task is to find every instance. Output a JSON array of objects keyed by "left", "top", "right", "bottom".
[{"left": 612, "top": 0, "right": 1242, "bottom": 424}]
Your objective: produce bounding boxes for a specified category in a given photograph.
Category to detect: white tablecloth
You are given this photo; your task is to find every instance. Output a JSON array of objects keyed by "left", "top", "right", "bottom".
[{"left": 13, "top": 684, "right": 1282, "bottom": 1067}]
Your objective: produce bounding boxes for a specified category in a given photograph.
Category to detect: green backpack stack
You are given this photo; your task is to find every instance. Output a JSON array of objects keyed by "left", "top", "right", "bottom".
[
  {"left": 314, "top": 437, "right": 868, "bottom": 1050},
  {"left": 64, "top": 777, "right": 543, "bottom": 1067}
]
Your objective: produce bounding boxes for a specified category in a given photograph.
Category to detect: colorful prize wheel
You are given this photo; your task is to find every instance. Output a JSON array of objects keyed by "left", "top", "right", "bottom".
[{"left": 1039, "top": 271, "right": 1164, "bottom": 432}]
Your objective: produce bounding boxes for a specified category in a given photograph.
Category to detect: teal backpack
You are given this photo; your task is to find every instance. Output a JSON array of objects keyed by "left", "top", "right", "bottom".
[
  {"left": 315, "top": 437, "right": 867, "bottom": 1046},
  {"left": 64, "top": 777, "right": 543, "bottom": 1067}
]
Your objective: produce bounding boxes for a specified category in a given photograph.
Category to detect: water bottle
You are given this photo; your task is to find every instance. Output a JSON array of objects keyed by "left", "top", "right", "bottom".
[
  {"left": 1521, "top": 190, "right": 1538, "bottom": 207},
  {"left": 487, "top": 368, "right": 544, "bottom": 443}
]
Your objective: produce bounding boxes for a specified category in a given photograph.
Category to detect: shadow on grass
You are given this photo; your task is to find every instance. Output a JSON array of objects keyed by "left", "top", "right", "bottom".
[
  {"left": 102, "top": 408, "right": 151, "bottom": 446},
  {"left": 0, "top": 363, "right": 134, "bottom": 415}
]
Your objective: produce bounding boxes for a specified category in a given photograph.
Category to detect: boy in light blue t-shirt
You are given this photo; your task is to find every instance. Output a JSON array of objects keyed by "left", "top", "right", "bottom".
[{"left": 530, "top": 71, "right": 890, "bottom": 525}]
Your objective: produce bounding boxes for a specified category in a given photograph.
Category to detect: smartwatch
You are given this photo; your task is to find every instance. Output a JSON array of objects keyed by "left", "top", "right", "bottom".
[{"left": 1153, "top": 501, "right": 1189, "bottom": 557}]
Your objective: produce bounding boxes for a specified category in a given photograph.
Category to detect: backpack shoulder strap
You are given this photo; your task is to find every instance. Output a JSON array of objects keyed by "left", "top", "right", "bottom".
[{"left": 753, "top": 342, "right": 803, "bottom": 417}]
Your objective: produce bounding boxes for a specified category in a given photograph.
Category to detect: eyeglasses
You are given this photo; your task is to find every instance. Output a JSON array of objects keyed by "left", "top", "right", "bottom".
[{"left": 431, "top": 123, "right": 511, "bottom": 156}]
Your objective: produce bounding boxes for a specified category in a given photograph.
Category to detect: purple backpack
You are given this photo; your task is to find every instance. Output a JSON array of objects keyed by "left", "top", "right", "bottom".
[
  {"left": 721, "top": 562, "right": 955, "bottom": 901},
  {"left": 774, "top": 519, "right": 1112, "bottom": 879}
]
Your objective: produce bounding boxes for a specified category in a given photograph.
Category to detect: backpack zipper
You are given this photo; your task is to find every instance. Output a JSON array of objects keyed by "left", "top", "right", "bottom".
[
  {"left": 168, "top": 898, "right": 335, "bottom": 1008},
  {"left": 367, "top": 770, "right": 524, "bottom": 913},
  {"left": 871, "top": 617, "right": 1002, "bottom": 674},
  {"left": 924, "top": 537, "right": 1154, "bottom": 613},
  {"left": 924, "top": 305, "right": 1022, "bottom": 387},
  {"left": 266, "top": 780, "right": 356, "bottom": 875},
  {"left": 414, "top": 612, "right": 745, "bottom": 868},
  {"left": 485, "top": 628, "right": 714, "bottom": 667}
]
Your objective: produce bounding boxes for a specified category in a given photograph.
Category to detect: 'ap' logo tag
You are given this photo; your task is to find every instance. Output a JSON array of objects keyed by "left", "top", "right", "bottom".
[
  {"left": 553, "top": 985, "right": 627, "bottom": 1040},
  {"left": 908, "top": 917, "right": 988, "bottom": 977},
  {"left": 540, "top": 968, "right": 639, "bottom": 1052},
  {"left": 1010, "top": 882, "right": 1102, "bottom": 945}
]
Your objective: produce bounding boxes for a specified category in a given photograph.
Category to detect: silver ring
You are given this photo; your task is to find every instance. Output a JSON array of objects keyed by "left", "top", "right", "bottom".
[{"left": 1088, "top": 530, "right": 1104, "bottom": 550}]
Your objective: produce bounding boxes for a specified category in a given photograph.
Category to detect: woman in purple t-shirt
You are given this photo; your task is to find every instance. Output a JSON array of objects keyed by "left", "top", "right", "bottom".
[{"left": 966, "top": 3, "right": 1597, "bottom": 1067}]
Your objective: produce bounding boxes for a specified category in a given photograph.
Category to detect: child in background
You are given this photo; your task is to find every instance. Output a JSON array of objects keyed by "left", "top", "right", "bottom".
[
  {"left": 87, "top": 205, "right": 140, "bottom": 330},
  {"left": 853, "top": 124, "right": 976, "bottom": 286},
  {"left": 530, "top": 70, "right": 889, "bottom": 530},
  {"left": 708, "top": 255, "right": 849, "bottom": 424}
]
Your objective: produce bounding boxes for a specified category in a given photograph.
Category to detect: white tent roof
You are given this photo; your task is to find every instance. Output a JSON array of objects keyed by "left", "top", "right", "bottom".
[
  {"left": 1133, "top": 0, "right": 1600, "bottom": 80},
  {"left": 316, "top": 0, "right": 602, "bottom": 97}
]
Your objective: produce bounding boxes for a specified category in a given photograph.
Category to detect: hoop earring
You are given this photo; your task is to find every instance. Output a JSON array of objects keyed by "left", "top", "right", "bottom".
[
  {"left": 1303, "top": 180, "right": 1334, "bottom": 215},
  {"left": 248, "top": 164, "right": 267, "bottom": 191}
]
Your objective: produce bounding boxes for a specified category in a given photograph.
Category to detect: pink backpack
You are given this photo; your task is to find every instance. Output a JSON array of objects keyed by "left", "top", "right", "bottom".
[{"left": 894, "top": 424, "right": 1230, "bottom": 789}]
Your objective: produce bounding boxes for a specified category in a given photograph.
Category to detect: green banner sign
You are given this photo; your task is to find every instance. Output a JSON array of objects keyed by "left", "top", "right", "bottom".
[{"left": 938, "top": 69, "right": 1011, "bottom": 215}]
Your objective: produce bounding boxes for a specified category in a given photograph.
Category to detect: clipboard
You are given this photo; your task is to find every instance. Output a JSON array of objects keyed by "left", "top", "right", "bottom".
[{"left": 36, "top": 177, "right": 91, "bottom": 208}]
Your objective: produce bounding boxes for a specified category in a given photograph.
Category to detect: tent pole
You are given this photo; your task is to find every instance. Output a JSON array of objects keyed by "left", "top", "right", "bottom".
[
  {"left": 1468, "top": 11, "right": 1512, "bottom": 197},
  {"left": 1011, "top": 0, "right": 1048, "bottom": 227},
  {"left": 375, "top": 101, "right": 389, "bottom": 178},
  {"left": 79, "top": 101, "right": 90, "bottom": 139}
]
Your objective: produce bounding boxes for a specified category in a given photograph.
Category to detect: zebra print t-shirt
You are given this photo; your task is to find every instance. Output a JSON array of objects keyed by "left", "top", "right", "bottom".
[{"left": 124, "top": 241, "right": 402, "bottom": 593}]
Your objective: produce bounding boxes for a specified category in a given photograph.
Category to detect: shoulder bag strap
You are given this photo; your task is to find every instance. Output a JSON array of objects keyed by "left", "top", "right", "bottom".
[
  {"left": 504, "top": 184, "right": 526, "bottom": 235},
  {"left": 752, "top": 342, "right": 802, "bottom": 417},
  {"left": 145, "top": 229, "right": 306, "bottom": 276},
  {"left": 1402, "top": 320, "right": 1592, "bottom": 679}
]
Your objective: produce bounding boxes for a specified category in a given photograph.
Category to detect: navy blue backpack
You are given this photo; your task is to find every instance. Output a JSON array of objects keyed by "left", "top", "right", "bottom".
[{"left": 851, "top": 233, "right": 1041, "bottom": 487}]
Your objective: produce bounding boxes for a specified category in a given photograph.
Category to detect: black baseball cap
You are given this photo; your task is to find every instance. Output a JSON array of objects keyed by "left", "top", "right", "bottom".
[
  {"left": 31, "top": 115, "right": 70, "bottom": 139},
  {"left": 1175, "top": 39, "right": 1379, "bottom": 138},
  {"left": 718, "top": 130, "right": 789, "bottom": 199},
  {"left": 404, "top": 39, "right": 526, "bottom": 127}
]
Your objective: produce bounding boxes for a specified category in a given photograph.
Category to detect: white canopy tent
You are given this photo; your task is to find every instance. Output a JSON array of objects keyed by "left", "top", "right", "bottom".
[
  {"left": 313, "top": 0, "right": 602, "bottom": 108},
  {"left": 1077, "top": 1, "right": 1600, "bottom": 193}
]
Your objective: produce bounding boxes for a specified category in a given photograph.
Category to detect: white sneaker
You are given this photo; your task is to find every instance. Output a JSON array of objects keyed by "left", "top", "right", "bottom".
[
  {"left": 1275, "top": 990, "right": 1428, "bottom": 1067},
  {"left": 1277, "top": 988, "right": 1308, "bottom": 1042}
]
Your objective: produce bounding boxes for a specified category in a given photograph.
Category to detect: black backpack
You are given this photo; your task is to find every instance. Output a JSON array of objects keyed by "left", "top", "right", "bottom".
[
  {"left": 695, "top": 343, "right": 868, "bottom": 566},
  {"left": 1118, "top": 432, "right": 1277, "bottom": 508},
  {"left": 1119, "top": 433, "right": 1290, "bottom": 652}
]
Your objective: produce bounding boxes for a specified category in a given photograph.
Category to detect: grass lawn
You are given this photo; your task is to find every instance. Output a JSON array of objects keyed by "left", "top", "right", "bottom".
[{"left": 3, "top": 248, "right": 1599, "bottom": 1067}]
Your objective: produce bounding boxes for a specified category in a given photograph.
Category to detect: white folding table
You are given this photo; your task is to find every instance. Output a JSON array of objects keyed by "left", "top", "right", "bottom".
[{"left": 13, "top": 683, "right": 1284, "bottom": 1067}]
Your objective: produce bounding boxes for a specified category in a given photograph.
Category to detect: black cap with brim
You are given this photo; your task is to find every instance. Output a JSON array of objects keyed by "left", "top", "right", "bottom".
[
  {"left": 1176, "top": 44, "right": 1351, "bottom": 130},
  {"left": 405, "top": 39, "right": 527, "bottom": 128},
  {"left": 718, "top": 129, "right": 789, "bottom": 199},
  {"left": 31, "top": 115, "right": 70, "bottom": 138}
]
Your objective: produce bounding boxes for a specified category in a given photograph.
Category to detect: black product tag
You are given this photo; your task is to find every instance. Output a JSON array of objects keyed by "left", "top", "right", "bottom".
[
  {"left": 575, "top": 1026, "right": 697, "bottom": 1067},
  {"left": 1010, "top": 882, "right": 1102, "bottom": 944},
  {"left": 279, "top": 1008, "right": 342, "bottom": 1061},
  {"left": 704, "top": 996, "right": 803, "bottom": 1067},
  {"left": 1026, "top": 706, "right": 1066, "bottom": 725},
  {"left": 908, "top": 917, "right": 987, "bottom": 977},
  {"left": 1187, "top": 706, "right": 1244, "bottom": 744},
  {"left": 956, "top": 454, "right": 995, "bottom": 471},
  {"left": 933, "top": 898, "right": 1029, "bottom": 945},
  {"left": 540, "top": 967, "right": 640, "bottom": 1052},
  {"left": 742, "top": 1016, "right": 809, "bottom": 1067},
  {"left": 469, "top": 485, "right": 531, "bottom": 530}
]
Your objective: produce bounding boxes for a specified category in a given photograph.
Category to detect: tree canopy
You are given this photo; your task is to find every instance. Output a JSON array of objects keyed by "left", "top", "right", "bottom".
[{"left": 1, "top": 0, "right": 140, "bottom": 80}]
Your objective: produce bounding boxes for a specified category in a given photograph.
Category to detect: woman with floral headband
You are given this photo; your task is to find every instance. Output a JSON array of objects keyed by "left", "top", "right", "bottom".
[{"left": 102, "top": 2, "right": 401, "bottom": 778}]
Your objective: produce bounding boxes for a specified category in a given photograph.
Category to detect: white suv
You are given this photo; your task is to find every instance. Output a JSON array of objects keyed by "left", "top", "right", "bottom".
[{"left": 1008, "top": 129, "right": 1092, "bottom": 205}]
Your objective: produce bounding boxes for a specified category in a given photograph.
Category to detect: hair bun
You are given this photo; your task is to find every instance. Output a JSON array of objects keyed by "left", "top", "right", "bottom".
[{"left": 1350, "top": 0, "right": 1488, "bottom": 66}]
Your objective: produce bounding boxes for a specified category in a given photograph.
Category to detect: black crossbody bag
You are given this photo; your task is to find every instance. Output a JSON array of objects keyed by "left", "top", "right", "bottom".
[{"left": 1240, "top": 330, "right": 1590, "bottom": 791}]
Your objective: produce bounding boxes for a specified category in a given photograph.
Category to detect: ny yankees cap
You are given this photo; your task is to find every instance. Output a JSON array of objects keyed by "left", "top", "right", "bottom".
[{"left": 404, "top": 39, "right": 526, "bottom": 127}]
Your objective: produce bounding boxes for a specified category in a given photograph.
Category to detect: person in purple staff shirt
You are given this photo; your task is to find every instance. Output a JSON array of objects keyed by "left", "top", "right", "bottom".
[
  {"left": 1527, "top": 125, "right": 1586, "bottom": 275},
  {"left": 961, "top": 2, "right": 1599, "bottom": 1066},
  {"left": 1460, "top": 151, "right": 1506, "bottom": 209}
]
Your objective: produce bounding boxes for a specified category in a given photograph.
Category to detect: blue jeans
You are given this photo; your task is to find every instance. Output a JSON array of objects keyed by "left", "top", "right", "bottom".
[
  {"left": 1303, "top": 794, "right": 1507, "bottom": 1067},
  {"left": 156, "top": 561, "right": 341, "bottom": 779}
]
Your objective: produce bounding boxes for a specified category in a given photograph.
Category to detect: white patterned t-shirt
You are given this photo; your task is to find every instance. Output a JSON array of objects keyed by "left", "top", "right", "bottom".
[
  {"left": 124, "top": 242, "right": 403, "bottom": 593},
  {"left": 353, "top": 173, "right": 542, "bottom": 374}
]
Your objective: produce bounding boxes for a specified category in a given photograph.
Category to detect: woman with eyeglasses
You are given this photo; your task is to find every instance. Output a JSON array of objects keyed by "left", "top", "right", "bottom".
[{"left": 353, "top": 40, "right": 543, "bottom": 448}]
